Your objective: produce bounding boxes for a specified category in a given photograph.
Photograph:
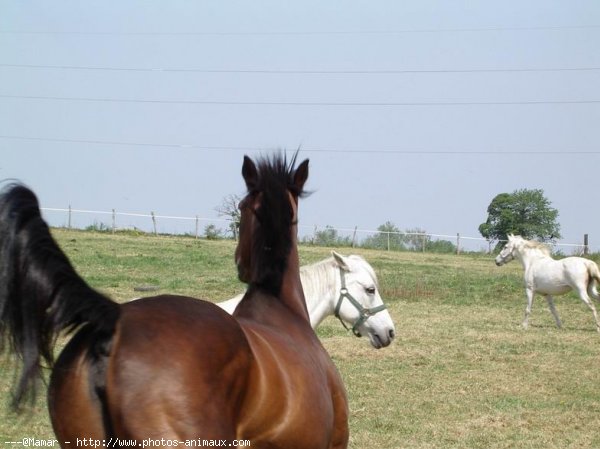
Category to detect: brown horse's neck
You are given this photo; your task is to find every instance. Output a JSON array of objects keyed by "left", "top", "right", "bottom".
[
  {"left": 278, "top": 234, "right": 310, "bottom": 322},
  {"left": 237, "top": 228, "right": 310, "bottom": 325}
]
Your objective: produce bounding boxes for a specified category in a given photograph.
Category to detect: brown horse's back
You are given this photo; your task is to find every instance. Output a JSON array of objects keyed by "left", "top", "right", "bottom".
[{"left": 109, "top": 296, "right": 253, "bottom": 440}]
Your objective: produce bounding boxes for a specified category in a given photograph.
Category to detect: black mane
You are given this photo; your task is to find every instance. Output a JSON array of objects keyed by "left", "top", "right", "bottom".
[{"left": 249, "top": 153, "right": 307, "bottom": 294}]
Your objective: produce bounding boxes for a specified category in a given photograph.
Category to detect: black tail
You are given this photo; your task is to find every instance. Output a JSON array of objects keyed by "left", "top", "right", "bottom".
[{"left": 0, "top": 183, "right": 120, "bottom": 408}]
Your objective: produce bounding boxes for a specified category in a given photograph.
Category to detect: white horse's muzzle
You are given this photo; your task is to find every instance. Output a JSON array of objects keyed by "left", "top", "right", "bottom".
[{"left": 495, "top": 251, "right": 514, "bottom": 266}]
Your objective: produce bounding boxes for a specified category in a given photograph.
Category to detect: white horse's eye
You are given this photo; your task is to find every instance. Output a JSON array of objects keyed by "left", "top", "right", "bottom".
[{"left": 365, "top": 286, "right": 376, "bottom": 295}]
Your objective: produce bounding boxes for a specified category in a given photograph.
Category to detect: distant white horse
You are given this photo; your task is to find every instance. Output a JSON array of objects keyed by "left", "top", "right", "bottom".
[
  {"left": 495, "top": 234, "right": 600, "bottom": 332},
  {"left": 218, "top": 251, "right": 396, "bottom": 348}
]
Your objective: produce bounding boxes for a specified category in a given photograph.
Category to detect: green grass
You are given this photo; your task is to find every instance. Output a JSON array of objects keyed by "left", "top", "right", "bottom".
[{"left": 2, "top": 229, "right": 600, "bottom": 448}]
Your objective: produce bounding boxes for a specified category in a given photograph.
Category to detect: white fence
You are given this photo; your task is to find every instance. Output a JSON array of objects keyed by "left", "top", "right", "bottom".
[
  {"left": 303, "top": 225, "right": 592, "bottom": 255},
  {"left": 41, "top": 206, "right": 594, "bottom": 255},
  {"left": 42, "top": 207, "right": 230, "bottom": 239}
]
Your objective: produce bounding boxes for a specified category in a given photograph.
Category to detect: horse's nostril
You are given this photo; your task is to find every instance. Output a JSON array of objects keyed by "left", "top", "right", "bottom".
[{"left": 389, "top": 329, "right": 395, "bottom": 340}]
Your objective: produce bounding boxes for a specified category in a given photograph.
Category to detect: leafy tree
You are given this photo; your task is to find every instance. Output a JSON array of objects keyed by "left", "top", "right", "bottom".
[
  {"left": 215, "top": 194, "right": 241, "bottom": 239},
  {"left": 426, "top": 239, "right": 457, "bottom": 254},
  {"left": 479, "top": 188, "right": 561, "bottom": 249},
  {"left": 402, "top": 228, "right": 456, "bottom": 253},
  {"left": 404, "top": 227, "right": 429, "bottom": 251},
  {"left": 204, "top": 224, "right": 223, "bottom": 240},
  {"left": 309, "top": 225, "right": 351, "bottom": 247},
  {"left": 363, "top": 222, "right": 405, "bottom": 250}
]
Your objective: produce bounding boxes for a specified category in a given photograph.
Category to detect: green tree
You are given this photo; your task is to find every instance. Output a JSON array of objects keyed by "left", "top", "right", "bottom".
[
  {"left": 204, "top": 224, "right": 223, "bottom": 240},
  {"left": 309, "top": 225, "right": 351, "bottom": 247},
  {"left": 404, "top": 227, "right": 429, "bottom": 251},
  {"left": 426, "top": 239, "right": 457, "bottom": 254},
  {"left": 403, "top": 228, "right": 457, "bottom": 253},
  {"left": 363, "top": 222, "right": 405, "bottom": 250},
  {"left": 479, "top": 188, "right": 561, "bottom": 249}
]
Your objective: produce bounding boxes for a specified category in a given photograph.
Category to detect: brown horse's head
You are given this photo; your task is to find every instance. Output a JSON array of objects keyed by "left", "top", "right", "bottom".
[{"left": 235, "top": 153, "right": 308, "bottom": 294}]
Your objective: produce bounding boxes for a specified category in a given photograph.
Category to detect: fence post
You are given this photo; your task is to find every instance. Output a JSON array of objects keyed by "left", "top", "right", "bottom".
[
  {"left": 151, "top": 212, "right": 157, "bottom": 236},
  {"left": 584, "top": 234, "right": 589, "bottom": 255},
  {"left": 112, "top": 209, "right": 116, "bottom": 234},
  {"left": 195, "top": 216, "right": 199, "bottom": 239},
  {"left": 387, "top": 231, "right": 390, "bottom": 251},
  {"left": 351, "top": 226, "right": 358, "bottom": 248},
  {"left": 68, "top": 205, "right": 72, "bottom": 229},
  {"left": 456, "top": 233, "right": 461, "bottom": 255}
]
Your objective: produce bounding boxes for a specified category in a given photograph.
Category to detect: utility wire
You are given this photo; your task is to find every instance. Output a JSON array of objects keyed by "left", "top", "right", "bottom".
[
  {"left": 2, "top": 63, "right": 600, "bottom": 74},
  {"left": 2, "top": 94, "right": 599, "bottom": 106},
  {"left": 1, "top": 25, "right": 599, "bottom": 35},
  {"left": 1, "top": 135, "right": 599, "bottom": 154}
]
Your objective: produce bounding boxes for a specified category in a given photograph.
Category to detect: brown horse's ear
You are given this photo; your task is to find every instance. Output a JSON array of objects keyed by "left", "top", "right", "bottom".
[
  {"left": 242, "top": 155, "right": 258, "bottom": 191},
  {"left": 293, "top": 159, "right": 309, "bottom": 193}
]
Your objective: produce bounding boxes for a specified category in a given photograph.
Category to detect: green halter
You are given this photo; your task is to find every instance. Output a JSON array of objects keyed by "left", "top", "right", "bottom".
[{"left": 334, "top": 267, "right": 388, "bottom": 337}]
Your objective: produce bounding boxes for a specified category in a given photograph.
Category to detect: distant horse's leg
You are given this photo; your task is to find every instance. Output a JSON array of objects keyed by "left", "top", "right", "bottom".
[
  {"left": 575, "top": 287, "right": 600, "bottom": 332},
  {"left": 545, "top": 295, "right": 562, "bottom": 328},
  {"left": 522, "top": 288, "right": 535, "bottom": 329}
]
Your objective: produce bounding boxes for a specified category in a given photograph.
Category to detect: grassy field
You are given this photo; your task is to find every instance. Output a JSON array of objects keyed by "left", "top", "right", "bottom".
[{"left": 2, "top": 229, "right": 600, "bottom": 448}]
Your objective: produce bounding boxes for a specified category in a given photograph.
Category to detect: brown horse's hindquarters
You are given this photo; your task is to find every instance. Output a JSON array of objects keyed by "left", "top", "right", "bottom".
[
  {"left": 49, "top": 326, "right": 111, "bottom": 447},
  {"left": 51, "top": 296, "right": 253, "bottom": 444}
]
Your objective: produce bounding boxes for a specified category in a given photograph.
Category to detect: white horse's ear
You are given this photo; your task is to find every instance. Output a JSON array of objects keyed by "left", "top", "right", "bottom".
[{"left": 331, "top": 251, "right": 350, "bottom": 271}]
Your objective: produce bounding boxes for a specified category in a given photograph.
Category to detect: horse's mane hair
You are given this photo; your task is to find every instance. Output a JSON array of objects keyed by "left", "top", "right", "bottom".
[
  {"left": 300, "top": 255, "right": 380, "bottom": 299},
  {"left": 514, "top": 236, "right": 552, "bottom": 256},
  {"left": 299, "top": 258, "right": 337, "bottom": 300},
  {"left": 523, "top": 240, "right": 552, "bottom": 256},
  {"left": 250, "top": 153, "right": 307, "bottom": 294}
]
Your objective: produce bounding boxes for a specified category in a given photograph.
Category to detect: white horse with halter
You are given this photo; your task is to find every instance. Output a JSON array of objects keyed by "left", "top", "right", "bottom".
[
  {"left": 219, "top": 251, "right": 395, "bottom": 348},
  {"left": 496, "top": 234, "right": 600, "bottom": 332}
]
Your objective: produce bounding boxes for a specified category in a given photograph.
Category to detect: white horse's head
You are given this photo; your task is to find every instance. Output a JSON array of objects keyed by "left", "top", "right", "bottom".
[
  {"left": 495, "top": 234, "right": 523, "bottom": 266},
  {"left": 331, "top": 251, "right": 395, "bottom": 349}
]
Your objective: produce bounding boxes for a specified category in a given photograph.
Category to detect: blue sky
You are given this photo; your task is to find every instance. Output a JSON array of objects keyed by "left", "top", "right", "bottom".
[{"left": 1, "top": 1, "right": 599, "bottom": 251}]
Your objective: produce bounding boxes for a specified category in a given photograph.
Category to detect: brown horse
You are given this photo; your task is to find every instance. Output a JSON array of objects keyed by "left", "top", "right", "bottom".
[{"left": 0, "top": 154, "right": 349, "bottom": 448}]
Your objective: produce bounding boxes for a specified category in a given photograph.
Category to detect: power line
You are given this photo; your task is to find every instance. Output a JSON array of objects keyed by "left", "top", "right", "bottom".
[
  {"left": 2, "top": 63, "right": 600, "bottom": 75},
  {"left": 1, "top": 135, "right": 599, "bottom": 154},
  {"left": 1, "top": 25, "right": 599, "bottom": 36},
  {"left": 2, "top": 94, "right": 599, "bottom": 107}
]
